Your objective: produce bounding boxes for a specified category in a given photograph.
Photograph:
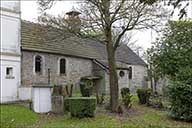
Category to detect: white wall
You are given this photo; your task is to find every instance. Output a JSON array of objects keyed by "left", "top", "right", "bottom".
[
  {"left": 0, "top": 55, "right": 21, "bottom": 102},
  {"left": 18, "top": 87, "right": 32, "bottom": 101},
  {"left": 1, "top": 1, "right": 20, "bottom": 12},
  {"left": 0, "top": 1, "right": 21, "bottom": 103},
  {"left": 32, "top": 87, "right": 52, "bottom": 113},
  {"left": 0, "top": 11, "right": 20, "bottom": 54}
]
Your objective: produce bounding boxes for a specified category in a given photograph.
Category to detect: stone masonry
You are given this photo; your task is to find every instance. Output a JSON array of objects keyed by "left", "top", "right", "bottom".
[{"left": 21, "top": 51, "right": 93, "bottom": 87}]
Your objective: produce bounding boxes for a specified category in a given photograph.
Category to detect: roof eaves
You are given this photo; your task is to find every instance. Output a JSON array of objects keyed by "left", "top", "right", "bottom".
[{"left": 21, "top": 48, "right": 95, "bottom": 60}]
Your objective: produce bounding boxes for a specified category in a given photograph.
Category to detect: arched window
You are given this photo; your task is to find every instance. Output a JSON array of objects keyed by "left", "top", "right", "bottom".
[
  {"left": 35, "top": 55, "right": 42, "bottom": 73},
  {"left": 60, "top": 58, "right": 66, "bottom": 75}
]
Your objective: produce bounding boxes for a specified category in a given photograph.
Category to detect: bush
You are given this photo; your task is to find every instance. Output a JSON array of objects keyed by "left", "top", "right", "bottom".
[
  {"left": 167, "top": 81, "right": 192, "bottom": 121},
  {"left": 148, "top": 93, "right": 163, "bottom": 108},
  {"left": 64, "top": 98, "right": 70, "bottom": 112},
  {"left": 96, "top": 93, "right": 105, "bottom": 104},
  {"left": 121, "top": 88, "right": 132, "bottom": 108},
  {"left": 66, "top": 97, "right": 96, "bottom": 118},
  {"left": 137, "top": 88, "right": 152, "bottom": 104}
]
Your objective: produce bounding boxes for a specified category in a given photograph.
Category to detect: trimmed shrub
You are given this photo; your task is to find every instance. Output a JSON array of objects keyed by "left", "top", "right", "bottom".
[
  {"left": 67, "top": 97, "right": 96, "bottom": 118},
  {"left": 121, "top": 88, "right": 132, "bottom": 108},
  {"left": 137, "top": 88, "right": 152, "bottom": 104},
  {"left": 167, "top": 81, "right": 192, "bottom": 121},
  {"left": 64, "top": 98, "right": 70, "bottom": 112}
]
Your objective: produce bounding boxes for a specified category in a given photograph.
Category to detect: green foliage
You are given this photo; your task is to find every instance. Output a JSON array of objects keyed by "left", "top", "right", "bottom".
[
  {"left": 167, "top": 81, "right": 192, "bottom": 121},
  {"left": 137, "top": 88, "right": 152, "bottom": 104},
  {"left": 1, "top": 102, "right": 192, "bottom": 128},
  {"left": 66, "top": 97, "right": 96, "bottom": 118},
  {"left": 43, "top": 96, "right": 192, "bottom": 128},
  {"left": 166, "top": 64, "right": 192, "bottom": 121},
  {"left": 148, "top": 21, "right": 192, "bottom": 79},
  {"left": 97, "top": 93, "right": 105, "bottom": 104},
  {"left": 148, "top": 21, "right": 192, "bottom": 121},
  {"left": 148, "top": 93, "right": 163, "bottom": 108},
  {"left": 0, "top": 105, "right": 38, "bottom": 128},
  {"left": 64, "top": 98, "right": 70, "bottom": 112},
  {"left": 121, "top": 88, "right": 132, "bottom": 108},
  {"left": 175, "top": 67, "right": 192, "bottom": 84},
  {"left": 80, "top": 78, "right": 94, "bottom": 97}
]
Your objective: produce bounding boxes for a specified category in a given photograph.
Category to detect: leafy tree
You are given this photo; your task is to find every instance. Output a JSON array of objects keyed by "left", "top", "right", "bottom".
[
  {"left": 148, "top": 21, "right": 192, "bottom": 121},
  {"left": 148, "top": 21, "right": 192, "bottom": 79}
]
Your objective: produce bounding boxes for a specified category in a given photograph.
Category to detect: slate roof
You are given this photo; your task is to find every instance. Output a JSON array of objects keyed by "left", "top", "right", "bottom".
[
  {"left": 21, "top": 21, "right": 146, "bottom": 66},
  {"left": 21, "top": 21, "right": 100, "bottom": 59},
  {"left": 82, "top": 39, "right": 147, "bottom": 66}
]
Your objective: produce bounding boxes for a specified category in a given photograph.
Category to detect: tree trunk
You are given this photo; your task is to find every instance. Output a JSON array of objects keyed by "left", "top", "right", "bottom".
[
  {"left": 105, "top": 29, "right": 119, "bottom": 112},
  {"left": 154, "top": 79, "right": 157, "bottom": 92},
  {"left": 149, "top": 64, "right": 153, "bottom": 91}
]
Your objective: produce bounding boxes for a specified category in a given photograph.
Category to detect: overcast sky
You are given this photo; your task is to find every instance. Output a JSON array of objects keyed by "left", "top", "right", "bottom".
[{"left": 21, "top": 1, "right": 192, "bottom": 50}]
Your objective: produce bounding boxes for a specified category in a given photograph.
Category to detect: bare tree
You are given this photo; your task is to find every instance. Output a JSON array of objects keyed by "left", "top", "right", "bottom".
[
  {"left": 77, "top": 0, "right": 168, "bottom": 112},
  {"left": 38, "top": 0, "right": 169, "bottom": 112}
]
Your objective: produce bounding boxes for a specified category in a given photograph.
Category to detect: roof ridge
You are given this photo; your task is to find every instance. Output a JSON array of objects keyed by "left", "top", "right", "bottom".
[
  {"left": 21, "top": 20, "right": 69, "bottom": 32},
  {"left": 21, "top": 20, "right": 44, "bottom": 27}
]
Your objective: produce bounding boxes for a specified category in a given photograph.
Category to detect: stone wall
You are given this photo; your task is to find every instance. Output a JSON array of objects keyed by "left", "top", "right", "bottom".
[
  {"left": 129, "top": 65, "right": 148, "bottom": 93},
  {"left": 92, "top": 63, "right": 106, "bottom": 94},
  {"left": 21, "top": 51, "right": 93, "bottom": 87},
  {"left": 104, "top": 64, "right": 148, "bottom": 94}
]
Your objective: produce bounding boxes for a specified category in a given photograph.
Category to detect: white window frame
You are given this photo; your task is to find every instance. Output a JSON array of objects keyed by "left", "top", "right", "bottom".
[
  {"left": 33, "top": 54, "right": 45, "bottom": 75},
  {"left": 57, "top": 57, "right": 67, "bottom": 76}
]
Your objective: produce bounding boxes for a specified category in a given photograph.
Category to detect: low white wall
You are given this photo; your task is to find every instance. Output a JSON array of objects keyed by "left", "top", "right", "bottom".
[
  {"left": 32, "top": 87, "right": 52, "bottom": 113},
  {"left": 18, "top": 87, "right": 32, "bottom": 100}
]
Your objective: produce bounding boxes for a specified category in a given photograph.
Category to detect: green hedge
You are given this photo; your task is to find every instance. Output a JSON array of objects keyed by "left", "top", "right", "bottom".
[
  {"left": 168, "top": 81, "right": 192, "bottom": 121},
  {"left": 136, "top": 88, "right": 152, "bottom": 104},
  {"left": 64, "top": 98, "right": 70, "bottom": 112},
  {"left": 66, "top": 97, "right": 96, "bottom": 118}
]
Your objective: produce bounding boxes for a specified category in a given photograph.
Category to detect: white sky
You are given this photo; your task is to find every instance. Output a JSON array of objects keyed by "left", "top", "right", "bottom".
[{"left": 21, "top": 0, "right": 192, "bottom": 50}]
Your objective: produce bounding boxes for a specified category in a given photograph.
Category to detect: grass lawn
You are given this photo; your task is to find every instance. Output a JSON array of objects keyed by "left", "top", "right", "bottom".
[
  {"left": 0, "top": 105, "right": 38, "bottom": 128},
  {"left": 0, "top": 97, "right": 191, "bottom": 128}
]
